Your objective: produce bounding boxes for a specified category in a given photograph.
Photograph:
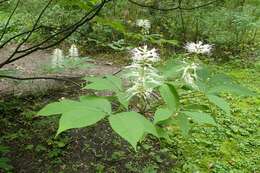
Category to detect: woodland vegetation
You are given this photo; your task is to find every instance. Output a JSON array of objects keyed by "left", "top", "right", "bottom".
[{"left": 0, "top": 0, "right": 259, "bottom": 172}]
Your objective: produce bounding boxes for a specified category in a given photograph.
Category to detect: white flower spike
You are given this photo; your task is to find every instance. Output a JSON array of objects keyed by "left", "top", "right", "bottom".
[
  {"left": 51, "top": 48, "right": 64, "bottom": 68},
  {"left": 184, "top": 41, "right": 213, "bottom": 55},
  {"left": 181, "top": 62, "right": 200, "bottom": 89},
  {"left": 136, "top": 19, "right": 151, "bottom": 34},
  {"left": 69, "top": 44, "right": 79, "bottom": 58},
  {"left": 125, "top": 46, "right": 163, "bottom": 100}
]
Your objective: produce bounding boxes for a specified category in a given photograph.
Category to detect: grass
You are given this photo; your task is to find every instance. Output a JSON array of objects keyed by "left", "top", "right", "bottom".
[{"left": 0, "top": 63, "right": 259, "bottom": 173}]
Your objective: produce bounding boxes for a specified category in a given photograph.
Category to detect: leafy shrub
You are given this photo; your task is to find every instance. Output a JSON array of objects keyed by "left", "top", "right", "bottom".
[{"left": 37, "top": 45, "right": 255, "bottom": 150}]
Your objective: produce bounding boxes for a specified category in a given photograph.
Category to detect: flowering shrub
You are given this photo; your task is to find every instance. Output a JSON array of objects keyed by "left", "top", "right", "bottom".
[
  {"left": 43, "top": 45, "right": 93, "bottom": 73},
  {"left": 37, "top": 20, "right": 254, "bottom": 151},
  {"left": 37, "top": 44, "right": 254, "bottom": 151}
]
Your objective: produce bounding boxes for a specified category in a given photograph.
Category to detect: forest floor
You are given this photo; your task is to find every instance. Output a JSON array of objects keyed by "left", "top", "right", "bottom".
[{"left": 0, "top": 48, "right": 259, "bottom": 172}]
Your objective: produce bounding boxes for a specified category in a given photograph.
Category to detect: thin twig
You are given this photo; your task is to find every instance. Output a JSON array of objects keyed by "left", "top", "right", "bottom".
[
  {"left": 127, "top": 0, "right": 219, "bottom": 11},
  {"left": 0, "top": 0, "right": 110, "bottom": 68},
  {"left": 0, "top": 0, "right": 21, "bottom": 41},
  {"left": 7, "top": 0, "right": 54, "bottom": 61},
  {"left": 0, "top": 75, "right": 82, "bottom": 87}
]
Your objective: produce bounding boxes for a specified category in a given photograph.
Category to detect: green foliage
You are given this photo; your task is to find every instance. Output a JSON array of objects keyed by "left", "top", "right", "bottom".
[
  {"left": 109, "top": 112, "right": 158, "bottom": 150},
  {"left": 42, "top": 57, "right": 94, "bottom": 74},
  {"left": 182, "top": 111, "right": 216, "bottom": 126},
  {"left": 153, "top": 108, "right": 173, "bottom": 124},
  {"left": 38, "top": 96, "right": 111, "bottom": 136},
  {"left": 37, "top": 57, "right": 255, "bottom": 151},
  {"left": 206, "top": 94, "right": 231, "bottom": 116},
  {"left": 84, "top": 75, "right": 123, "bottom": 92},
  {"left": 159, "top": 83, "right": 179, "bottom": 112},
  {"left": 1, "top": 65, "right": 258, "bottom": 172},
  {"left": 0, "top": 145, "right": 12, "bottom": 171}
]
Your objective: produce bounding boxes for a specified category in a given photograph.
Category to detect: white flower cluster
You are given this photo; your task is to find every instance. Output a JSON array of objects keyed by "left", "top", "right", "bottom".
[
  {"left": 125, "top": 45, "right": 164, "bottom": 100},
  {"left": 51, "top": 44, "right": 79, "bottom": 68},
  {"left": 136, "top": 19, "right": 151, "bottom": 34},
  {"left": 184, "top": 41, "right": 213, "bottom": 55},
  {"left": 180, "top": 61, "right": 200, "bottom": 89}
]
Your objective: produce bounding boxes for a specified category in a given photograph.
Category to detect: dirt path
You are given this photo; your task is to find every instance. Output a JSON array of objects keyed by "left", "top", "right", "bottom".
[{"left": 0, "top": 45, "right": 121, "bottom": 96}]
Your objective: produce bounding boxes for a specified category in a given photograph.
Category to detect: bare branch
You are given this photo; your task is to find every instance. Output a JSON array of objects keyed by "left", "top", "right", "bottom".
[
  {"left": 0, "top": 0, "right": 111, "bottom": 68},
  {"left": 127, "top": 0, "right": 220, "bottom": 11},
  {"left": 0, "top": 26, "right": 43, "bottom": 49},
  {"left": 7, "top": 0, "right": 54, "bottom": 61},
  {"left": 0, "top": 74, "right": 82, "bottom": 87},
  {"left": 0, "top": 0, "right": 21, "bottom": 41}
]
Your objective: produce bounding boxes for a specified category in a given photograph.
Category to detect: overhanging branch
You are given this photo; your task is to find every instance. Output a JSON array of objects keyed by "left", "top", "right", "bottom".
[
  {"left": 0, "top": 0, "right": 111, "bottom": 68},
  {"left": 127, "top": 0, "right": 220, "bottom": 11}
]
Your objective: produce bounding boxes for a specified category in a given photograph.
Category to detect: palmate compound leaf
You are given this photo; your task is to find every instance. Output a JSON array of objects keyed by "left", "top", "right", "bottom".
[
  {"left": 159, "top": 83, "right": 180, "bottom": 112},
  {"left": 37, "top": 96, "right": 111, "bottom": 136},
  {"left": 84, "top": 75, "right": 123, "bottom": 92},
  {"left": 109, "top": 112, "right": 158, "bottom": 151},
  {"left": 206, "top": 94, "right": 231, "bottom": 116}
]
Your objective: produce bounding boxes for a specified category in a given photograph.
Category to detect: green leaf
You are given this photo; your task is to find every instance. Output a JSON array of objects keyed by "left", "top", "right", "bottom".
[
  {"left": 159, "top": 84, "right": 180, "bottom": 112},
  {"left": 0, "top": 145, "right": 10, "bottom": 153},
  {"left": 158, "top": 59, "right": 184, "bottom": 79},
  {"left": 182, "top": 111, "right": 216, "bottom": 126},
  {"left": 175, "top": 114, "right": 191, "bottom": 136},
  {"left": 156, "top": 127, "right": 172, "bottom": 142},
  {"left": 109, "top": 112, "right": 157, "bottom": 150},
  {"left": 79, "top": 96, "right": 112, "bottom": 114},
  {"left": 158, "top": 39, "right": 178, "bottom": 46},
  {"left": 183, "top": 104, "right": 209, "bottom": 111},
  {"left": 207, "top": 84, "right": 256, "bottom": 96},
  {"left": 207, "top": 74, "right": 234, "bottom": 87},
  {"left": 116, "top": 92, "right": 129, "bottom": 108},
  {"left": 37, "top": 100, "right": 79, "bottom": 116},
  {"left": 0, "top": 157, "right": 13, "bottom": 170},
  {"left": 84, "top": 75, "right": 122, "bottom": 92},
  {"left": 153, "top": 108, "right": 173, "bottom": 124},
  {"left": 95, "top": 17, "right": 125, "bottom": 32},
  {"left": 205, "top": 74, "right": 256, "bottom": 96},
  {"left": 206, "top": 94, "right": 231, "bottom": 116},
  {"left": 37, "top": 97, "right": 111, "bottom": 136},
  {"left": 57, "top": 107, "right": 106, "bottom": 136}
]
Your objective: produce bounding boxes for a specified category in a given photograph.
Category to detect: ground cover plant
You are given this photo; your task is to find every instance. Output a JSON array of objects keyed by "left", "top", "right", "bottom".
[{"left": 0, "top": 0, "right": 259, "bottom": 172}]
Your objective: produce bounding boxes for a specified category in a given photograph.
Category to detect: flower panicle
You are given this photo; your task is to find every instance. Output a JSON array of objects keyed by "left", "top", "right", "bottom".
[
  {"left": 124, "top": 45, "right": 163, "bottom": 100},
  {"left": 51, "top": 48, "right": 64, "bottom": 68},
  {"left": 136, "top": 19, "right": 151, "bottom": 34},
  {"left": 184, "top": 41, "right": 213, "bottom": 55},
  {"left": 180, "top": 61, "right": 200, "bottom": 89},
  {"left": 131, "top": 45, "right": 159, "bottom": 63},
  {"left": 69, "top": 44, "right": 79, "bottom": 58}
]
